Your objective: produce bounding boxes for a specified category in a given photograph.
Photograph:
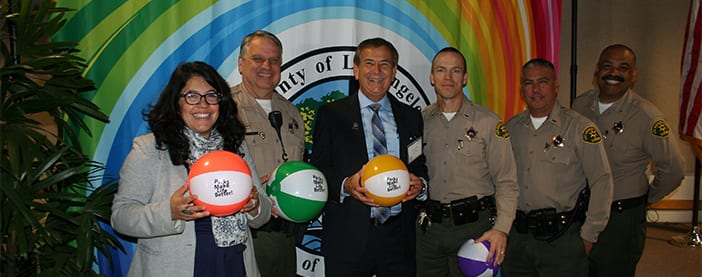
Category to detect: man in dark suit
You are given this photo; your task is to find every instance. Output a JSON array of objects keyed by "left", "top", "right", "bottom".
[{"left": 311, "top": 37, "right": 428, "bottom": 277}]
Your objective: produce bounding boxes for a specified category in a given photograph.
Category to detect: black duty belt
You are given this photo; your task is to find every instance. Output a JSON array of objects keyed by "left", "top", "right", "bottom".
[
  {"left": 424, "top": 195, "right": 495, "bottom": 225},
  {"left": 611, "top": 195, "right": 647, "bottom": 212},
  {"left": 437, "top": 196, "right": 494, "bottom": 217},
  {"left": 514, "top": 208, "right": 582, "bottom": 241}
]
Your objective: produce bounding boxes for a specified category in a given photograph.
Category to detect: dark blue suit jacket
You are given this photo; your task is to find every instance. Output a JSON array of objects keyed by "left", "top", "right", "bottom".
[{"left": 311, "top": 92, "right": 428, "bottom": 267}]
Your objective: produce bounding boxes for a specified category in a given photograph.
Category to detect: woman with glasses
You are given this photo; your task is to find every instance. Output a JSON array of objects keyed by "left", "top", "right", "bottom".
[{"left": 111, "top": 61, "right": 271, "bottom": 277}]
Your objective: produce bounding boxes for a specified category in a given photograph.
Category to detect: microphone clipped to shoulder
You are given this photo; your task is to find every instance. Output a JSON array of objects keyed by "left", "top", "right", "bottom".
[{"left": 268, "top": 111, "right": 288, "bottom": 161}]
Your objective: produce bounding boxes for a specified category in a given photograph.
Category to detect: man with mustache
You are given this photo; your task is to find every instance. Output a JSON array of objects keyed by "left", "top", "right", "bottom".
[
  {"left": 572, "top": 44, "right": 685, "bottom": 277},
  {"left": 502, "top": 58, "right": 613, "bottom": 276}
]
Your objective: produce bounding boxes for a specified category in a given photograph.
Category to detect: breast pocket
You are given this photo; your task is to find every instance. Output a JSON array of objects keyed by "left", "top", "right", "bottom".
[
  {"left": 283, "top": 111, "right": 303, "bottom": 151},
  {"left": 457, "top": 136, "right": 487, "bottom": 163},
  {"left": 607, "top": 133, "right": 642, "bottom": 161},
  {"left": 539, "top": 147, "right": 573, "bottom": 168}
]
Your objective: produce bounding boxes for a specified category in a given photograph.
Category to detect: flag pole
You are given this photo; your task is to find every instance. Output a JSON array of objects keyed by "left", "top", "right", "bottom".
[
  {"left": 569, "top": 0, "right": 578, "bottom": 106},
  {"left": 670, "top": 156, "right": 702, "bottom": 248}
]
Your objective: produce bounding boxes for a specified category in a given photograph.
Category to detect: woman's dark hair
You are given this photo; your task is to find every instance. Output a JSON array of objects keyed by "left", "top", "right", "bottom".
[{"left": 146, "top": 61, "right": 245, "bottom": 165}]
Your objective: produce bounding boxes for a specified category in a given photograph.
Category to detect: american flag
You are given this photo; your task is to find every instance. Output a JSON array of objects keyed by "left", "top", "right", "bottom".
[{"left": 680, "top": 0, "right": 702, "bottom": 161}]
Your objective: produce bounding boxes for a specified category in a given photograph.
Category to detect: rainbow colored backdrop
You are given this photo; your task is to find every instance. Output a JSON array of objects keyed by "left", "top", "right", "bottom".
[{"left": 54, "top": 1, "right": 560, "bottom": 275}]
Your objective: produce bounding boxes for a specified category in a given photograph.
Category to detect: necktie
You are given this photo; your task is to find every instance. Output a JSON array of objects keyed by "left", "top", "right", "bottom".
[
  {"left": 370, "top": 104, "right": 387, "bottom": 156},
  {"left": 373, "top": 205, "right": 391, "bottom": 225},
  {"left": 369, "top": 104, "right": 390, "bottom": 224}
]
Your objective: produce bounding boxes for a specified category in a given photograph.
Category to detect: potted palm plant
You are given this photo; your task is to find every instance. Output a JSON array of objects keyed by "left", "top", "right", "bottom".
[{"left": 1, "top": 1, "right": 121, "bottom": 276}]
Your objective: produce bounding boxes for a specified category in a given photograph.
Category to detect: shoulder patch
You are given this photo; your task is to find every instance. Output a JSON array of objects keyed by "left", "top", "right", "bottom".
[
  {"left": 651, "top": 120, "right": 670, "bottom": 137},
  {"left": 495, "top": 121, "right": 510, "bottom": 138},
  {"left": 582, "top": 126, "right": 602, "bottom": 144}
]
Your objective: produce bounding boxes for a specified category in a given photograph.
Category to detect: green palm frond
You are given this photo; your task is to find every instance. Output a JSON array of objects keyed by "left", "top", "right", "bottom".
[{"left": 1, "top": 1, "right": 120, "bottom": 276}]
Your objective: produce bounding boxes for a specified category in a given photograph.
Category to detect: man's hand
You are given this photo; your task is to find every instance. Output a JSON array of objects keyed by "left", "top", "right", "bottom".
[
  {"left": 344, "top": 166, "right": 377, "bottom": 206},
  {"left": 475, "top": 229, "right": 508, "bottom": 266},
  {"left": 259, "top": 172, "right": 271, "bottom": 185},
  {"left": 583, "top": 239, "right": 594, "bottom": 255},
  {"left": 402, "top": 173, "right": 424, "bottom": 202},
  {"left": 241, "top": 186, "right": 261, "bottom": 217}
]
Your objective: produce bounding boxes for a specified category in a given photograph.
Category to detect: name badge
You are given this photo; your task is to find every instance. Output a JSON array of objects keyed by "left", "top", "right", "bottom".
[{"left": 407, "top": 136, "right": 422, "bottom": 164}]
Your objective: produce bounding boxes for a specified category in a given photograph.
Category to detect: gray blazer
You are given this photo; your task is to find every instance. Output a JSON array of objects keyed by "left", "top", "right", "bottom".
[{"left": 111, "top": 133, "right": 271, "bottom": 277}]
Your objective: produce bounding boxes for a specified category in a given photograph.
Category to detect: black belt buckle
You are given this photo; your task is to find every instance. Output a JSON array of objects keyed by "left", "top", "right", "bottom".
[{"left": 449, "top": 196, "right": 480, "bottom": 225}]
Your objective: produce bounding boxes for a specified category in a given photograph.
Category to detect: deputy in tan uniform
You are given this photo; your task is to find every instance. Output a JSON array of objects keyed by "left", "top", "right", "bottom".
[
  {"left": 231, "top": 30, "right": 305, "bottom": 277},
  {"left": 502, "top": 58, "right": 613, "bottom": 277},
  {"left": 417, "top": 47, "right": 519, "bottom": 277},
  {"left": 572, "top": 44, "right": 685, "bottom": 277}
]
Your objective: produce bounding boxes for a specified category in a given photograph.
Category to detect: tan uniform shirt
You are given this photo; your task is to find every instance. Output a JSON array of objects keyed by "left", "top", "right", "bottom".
[
  {"left": 231, "top": 84, "right": 305, "bottom": 176},
  {"left": 422, "top": 96, "right": 519, "bottom": 233},
  {"left": 572, "top": 90, "right": 685, "bottom": 203},
  {"left": 506, "top": 101, "right": 613, "bottom": 242}
]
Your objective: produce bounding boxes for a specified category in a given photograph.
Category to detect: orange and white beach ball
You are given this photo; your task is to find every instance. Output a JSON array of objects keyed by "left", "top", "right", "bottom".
[
  {"left": 361, "top": 154, "right": 410, "bottom": 207},
  {"left": 187, "top": 150, "right": 252, "bottom": 216}
]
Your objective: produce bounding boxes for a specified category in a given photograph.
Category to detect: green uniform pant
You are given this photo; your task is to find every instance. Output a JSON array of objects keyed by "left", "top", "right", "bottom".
[
  {"left": 416, "top": 209, "right": 493, "bottom": 277},
  {"left": 588, "top": 202, "right": 646, "bottom": 277},
  {"left": 253, "top": 230, "right": 297, "bottom": 277},
  {"left": 502, "top": 221, "right": 588, "bottom": 277}
]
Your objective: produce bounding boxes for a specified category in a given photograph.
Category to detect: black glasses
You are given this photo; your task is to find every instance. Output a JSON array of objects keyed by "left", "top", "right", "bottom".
[{"left": 181, "top": 91, "right": 221, "bottom": 105}]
